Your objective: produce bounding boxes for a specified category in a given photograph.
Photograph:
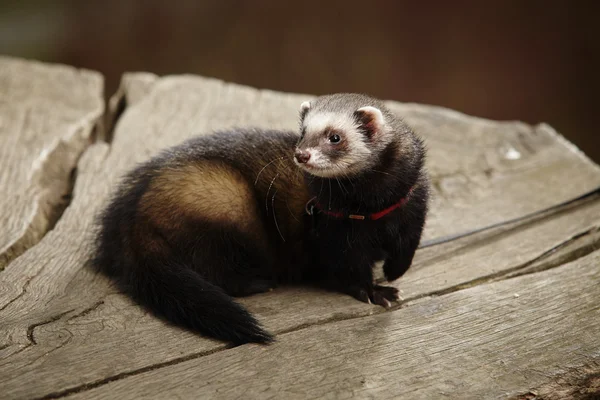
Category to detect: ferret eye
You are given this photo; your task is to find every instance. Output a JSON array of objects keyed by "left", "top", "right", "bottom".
[{"left": 329, "top": 134, "right": 341, "bottom": 143}]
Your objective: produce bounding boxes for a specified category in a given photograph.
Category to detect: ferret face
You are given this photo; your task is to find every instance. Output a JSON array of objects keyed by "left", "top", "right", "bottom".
[{"left": 294, "top": 100, "right": 387, "bottom": 178}]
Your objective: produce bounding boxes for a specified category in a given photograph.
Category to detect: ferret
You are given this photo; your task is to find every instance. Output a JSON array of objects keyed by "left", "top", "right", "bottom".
[{"left": 92, "top": 93, "right": 429, "bottom": 345}]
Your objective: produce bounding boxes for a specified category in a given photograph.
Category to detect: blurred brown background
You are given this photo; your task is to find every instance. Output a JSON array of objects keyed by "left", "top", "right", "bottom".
[{"left": 1, "top": 0, "right": 598, "bottom": 161}]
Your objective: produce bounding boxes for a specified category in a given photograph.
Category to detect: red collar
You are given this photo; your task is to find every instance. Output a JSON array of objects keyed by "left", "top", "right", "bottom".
[{"left": 306, "top": 187, "right": 413, "bottom": 221}]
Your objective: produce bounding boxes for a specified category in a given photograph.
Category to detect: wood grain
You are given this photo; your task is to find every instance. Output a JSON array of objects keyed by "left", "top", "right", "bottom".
[
  {"left": 0, "top": 56, "right": 104, "bottom": 269},
  {"left": 394, "top": 103, "right": 600, "bottom": 239},
  {"left": 2, "top": 196, "right": 599, "bottom": 400},
  {"left": 0, "top": 70, "right": 599, "bottom": 399},
  {"left": 71, "top": 250, "right": 600, "bottom": 400}
]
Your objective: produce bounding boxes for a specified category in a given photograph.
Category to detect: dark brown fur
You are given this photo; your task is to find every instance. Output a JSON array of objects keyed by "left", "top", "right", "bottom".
[
  {"left": 92, "top": 93, "right": 429, "bottom": 344},
  {"left": 93, "top": 129, "right": 309, "bottom": 344},
  {"left": 296, "top": 94, "right": 429, "bottom": 306}
]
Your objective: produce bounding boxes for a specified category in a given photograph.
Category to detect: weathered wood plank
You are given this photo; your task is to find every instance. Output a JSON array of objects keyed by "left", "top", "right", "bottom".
[
  {"left": 1, "top": 72, "right": 599, "bottom": 399},
  {"left": 2, "top": 198, "right": 598, "bottom": 399},
  {"left": 0, "top": 56, "right": 104, "bottom": 269},
  {"left": 396, "top": 103, "right": 600, "bottom": 238},
  {"left": 69, "top": 250, "right": 600, "bottom": 400}
]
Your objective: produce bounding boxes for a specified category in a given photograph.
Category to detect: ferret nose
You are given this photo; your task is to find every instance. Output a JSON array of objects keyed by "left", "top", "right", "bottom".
[{"left": 295, "top": 150, "right": 311, "bottom": 164}]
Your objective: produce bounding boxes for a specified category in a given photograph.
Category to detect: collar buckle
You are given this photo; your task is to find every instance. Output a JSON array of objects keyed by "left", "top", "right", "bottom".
[{"left": 348, "top": 214, "right": 366, "bottom": 220}]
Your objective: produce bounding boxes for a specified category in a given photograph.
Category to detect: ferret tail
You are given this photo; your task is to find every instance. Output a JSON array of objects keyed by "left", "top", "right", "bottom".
[{"left": 121, "top": 260, "right": 274, "bottom": 345}]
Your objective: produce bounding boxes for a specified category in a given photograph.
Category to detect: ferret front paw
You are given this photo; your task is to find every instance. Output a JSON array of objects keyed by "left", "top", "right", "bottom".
[{"left": 351, "top": 285, "right": 400, "bottom": 308}]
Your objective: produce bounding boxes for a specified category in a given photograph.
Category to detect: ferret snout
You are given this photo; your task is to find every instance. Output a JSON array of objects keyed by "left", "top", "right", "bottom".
[{"left": 295, "top": 149, "right": 311, "bottom": 164}]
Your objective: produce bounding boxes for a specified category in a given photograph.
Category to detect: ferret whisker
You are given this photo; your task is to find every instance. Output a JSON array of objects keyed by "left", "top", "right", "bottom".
[
  {"left": 318, "top": 179, "right": 324, "bottom": 200},
  {"left": 265, "top": 172, "right": 280, "bottom": 212},
  {"left": 342, "top": 172, "right": 355, "bottom": 190},
  {"left": 334, "top": 176, "right": 347, "bottom": 195},
  {"left": 370, "top": 169, "right": 395, "bottom": 177},
  {"left": 331, "top": 164, "right": 354, "bottom": 191},
  {"left": 338, "top": 168, "right": 354, "bottom": 195},
  {"left": 285, "top": 199, "right": 300, "bottom": 222},
  {"left": 255, "top": 156, "right": 285, "bottom": 185},
  {"left": 272, "top": 190, "right": 285, "bottom": 242}
]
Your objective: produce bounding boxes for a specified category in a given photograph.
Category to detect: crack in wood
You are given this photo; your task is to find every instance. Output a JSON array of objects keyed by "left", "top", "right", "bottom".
[
  {"left": 0, "top": 261, "right": 49, "bottom": 312},
  {"left": 26, "top": 309, "right": 75, "bottom": 345},
  {"left": 34, "top": 224, "right": 600, "bottom": 399},
  {"left": 0, "top": 60, "right": 109, "bottom": 272},
  {"left": 420, "top": 187, "right": 600, "bottom": 248},
  {"left": 33, "top": 345, "right": 229, "bottom": 400},
  {"left": 104, "top": 92, "right": 126, "bottom": 143},
  {"left": 67, "top": 300, "right": 105, "bottom": 322},
  {"left": 0, "top": 343, "right": 33, "bottom": 369},
  {"left": 0, "top": 126, "right": 98, "bottom": 271},
  {"left": 419, "top": 225, "right": 600, "bottom": 298},
  {"left": 278, "top": 226, "right": 599, "bottom": 336}
]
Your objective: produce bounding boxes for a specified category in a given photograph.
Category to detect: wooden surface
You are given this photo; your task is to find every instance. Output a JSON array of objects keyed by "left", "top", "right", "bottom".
[
  {"left": 0, "top": 56, "right": 104, "bottom": 270},
  {"left": 1, "top": 58, "right": 599, "bottom": 400},
  {"left": 72, "top": 251, "right": 600, "bottom": 400}
]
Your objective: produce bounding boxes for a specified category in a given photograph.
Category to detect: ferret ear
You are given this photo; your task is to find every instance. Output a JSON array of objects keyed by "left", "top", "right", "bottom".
[
  {"left": 300, "top": 101, "right": 311, "bottom": 120},
  {"left": 354, "top": 106, "right": 385, "bottom": 138}
]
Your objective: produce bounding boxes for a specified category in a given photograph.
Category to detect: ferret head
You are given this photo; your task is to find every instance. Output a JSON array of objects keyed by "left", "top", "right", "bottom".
[{"left": 294, "top": 93, "right": 396, "bottom": 178}]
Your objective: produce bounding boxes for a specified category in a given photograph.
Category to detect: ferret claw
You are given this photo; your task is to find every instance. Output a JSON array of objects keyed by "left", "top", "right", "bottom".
[
  {"left": 373, "top": 285, "right": 400, "bottom": 301},
  {"left": 356, "top": 289, "right": 371, "bottom": 304},
  {"left": 351, "top": 285, "right": 399, "bottom": 308}
]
